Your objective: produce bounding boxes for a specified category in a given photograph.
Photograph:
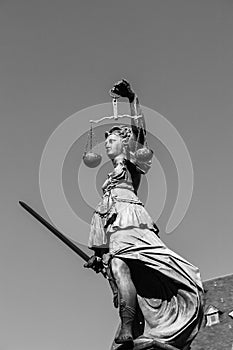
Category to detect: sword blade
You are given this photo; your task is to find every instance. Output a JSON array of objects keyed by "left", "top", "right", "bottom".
[{"left": 19, "top": 201, "right": 90, "bottom": 262}]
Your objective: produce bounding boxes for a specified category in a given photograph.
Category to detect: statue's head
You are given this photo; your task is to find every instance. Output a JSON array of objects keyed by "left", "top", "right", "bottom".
[{"left": 104, "top": 125, "right": 132, "bottom": 160}]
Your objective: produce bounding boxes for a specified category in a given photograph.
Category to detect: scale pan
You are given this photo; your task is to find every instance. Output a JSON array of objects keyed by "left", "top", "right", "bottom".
[
  {"left": 83, "top": 152, "right": 102, "bottom": 168},
  {"left": 135, "top": 147, "right": 153, "bottom": 162}
]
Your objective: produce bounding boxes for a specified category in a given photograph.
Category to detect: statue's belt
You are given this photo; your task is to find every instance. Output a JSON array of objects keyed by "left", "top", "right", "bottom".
[{"left": 95, "top": 196, "right": 144, "bottom": 218}]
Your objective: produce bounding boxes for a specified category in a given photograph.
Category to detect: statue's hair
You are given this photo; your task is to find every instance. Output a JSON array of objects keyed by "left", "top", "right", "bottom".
[{"left": 105, "top": 125, "right": 132, "bottom": 141}]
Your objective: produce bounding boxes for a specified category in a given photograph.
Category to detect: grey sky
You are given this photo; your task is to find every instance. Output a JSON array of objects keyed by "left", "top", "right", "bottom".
[{"left": 1, "top": 1, "right": 233, "bottom": 349}]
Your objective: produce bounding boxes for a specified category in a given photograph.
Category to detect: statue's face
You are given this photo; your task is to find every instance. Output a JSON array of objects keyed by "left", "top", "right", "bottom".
[{"left": 105, "top": 133, "right": 124, "bottom": 159}]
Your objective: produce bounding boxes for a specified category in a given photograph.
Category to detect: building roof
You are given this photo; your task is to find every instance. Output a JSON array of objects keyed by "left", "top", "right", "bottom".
[
  {"left": 204, "top": 304, "right": 222, "bottom": 315},
  {"left": 191, "top": 273, "right": 233, "bottom": 350}
]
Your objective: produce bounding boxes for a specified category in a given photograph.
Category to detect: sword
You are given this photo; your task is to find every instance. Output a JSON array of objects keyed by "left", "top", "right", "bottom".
[
  {"left": 19, "top": 200, "right": 91, "bottom": 262},
  {"left": 19, "top": 201, "right": 119, "bottom": 306}
]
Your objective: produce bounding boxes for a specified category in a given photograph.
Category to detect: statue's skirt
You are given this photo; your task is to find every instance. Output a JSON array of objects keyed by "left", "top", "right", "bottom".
[{"left": 108, "top": 228, "right": 204, "bottom": 350}]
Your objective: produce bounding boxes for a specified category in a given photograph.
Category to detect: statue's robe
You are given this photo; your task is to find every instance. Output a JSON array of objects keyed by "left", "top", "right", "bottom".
[{"left": 88, "top": 152, "right": 204, "bottom": 350}]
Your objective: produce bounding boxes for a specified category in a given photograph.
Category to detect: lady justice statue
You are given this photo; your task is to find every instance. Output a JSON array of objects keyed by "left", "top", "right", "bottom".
[{"left": 84, "top": 80, "right": 204, "bottom": 350}]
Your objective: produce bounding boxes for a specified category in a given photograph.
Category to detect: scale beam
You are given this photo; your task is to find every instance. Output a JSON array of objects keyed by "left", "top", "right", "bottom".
[
  {"left": 89, "top": 95, "right": 142, "bottom": 123},
  {"left": 90, "top": 114, "right": 142, "bottom": 124}
]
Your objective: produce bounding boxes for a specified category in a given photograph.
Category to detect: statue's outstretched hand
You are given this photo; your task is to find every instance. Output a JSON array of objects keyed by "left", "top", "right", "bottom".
[
  {"left": 84, "top": 255, "right": 103, "bottom": 273},
  {"left": 110, "top": 79, "right": 135, "bottom": 101}
]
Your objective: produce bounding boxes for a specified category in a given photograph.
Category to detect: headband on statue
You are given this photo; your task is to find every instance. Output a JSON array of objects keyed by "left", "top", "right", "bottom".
[{"left": 105, "top": 125, "right": 132, "bottom": 142}]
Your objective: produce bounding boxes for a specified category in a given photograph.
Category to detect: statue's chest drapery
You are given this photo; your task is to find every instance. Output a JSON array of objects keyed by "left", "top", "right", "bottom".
[
  {"left": 101, "top": 160, "right": 141, "bottom": 195},
  {"left": 94, "top": 163, "right": 143, "bottom": 229}
]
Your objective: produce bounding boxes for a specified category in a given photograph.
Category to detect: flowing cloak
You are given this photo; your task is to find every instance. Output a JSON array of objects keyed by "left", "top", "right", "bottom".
[{"left": 88, "top": 155, "right": 204, "bottom": 350}]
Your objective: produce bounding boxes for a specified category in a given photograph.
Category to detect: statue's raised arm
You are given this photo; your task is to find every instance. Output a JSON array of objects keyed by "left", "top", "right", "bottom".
[
  {"left": 110, "top": 79, "right": 146, "bottom": 148},
  {"left": 110, "top": 79, "right": 152, "bottom": 176}
]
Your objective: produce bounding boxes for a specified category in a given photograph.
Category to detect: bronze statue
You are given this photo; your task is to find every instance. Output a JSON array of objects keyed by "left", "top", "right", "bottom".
[
  {"left": 19, "top": 80, "right": 204, "bottom": 350},
  {"left": 84, "top": 80, "right": 204, "bottom": 350}
]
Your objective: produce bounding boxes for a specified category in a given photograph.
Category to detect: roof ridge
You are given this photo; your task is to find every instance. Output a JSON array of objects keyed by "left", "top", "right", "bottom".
[
  {"left": 204, "top": 272, "right": 233, "bottom": 282},
  {"left": 204, "top": 304, "right": 223, "bottom": 314}
]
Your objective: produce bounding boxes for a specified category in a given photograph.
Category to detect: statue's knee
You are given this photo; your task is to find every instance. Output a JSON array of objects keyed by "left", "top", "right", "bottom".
[
  {"left": 111, "top": 258, "right": 129, "bottom": 282},
  {"left": 111, "top": 258, "right": 125, "bottom": 280},
  {"left": 111, "top": 258, "right": 122, "bottom": 278}
]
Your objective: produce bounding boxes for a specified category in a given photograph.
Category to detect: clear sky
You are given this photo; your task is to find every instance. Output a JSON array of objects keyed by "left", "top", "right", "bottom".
[{"left": 0, "top": 1, "right": 233, "bottom": 349}]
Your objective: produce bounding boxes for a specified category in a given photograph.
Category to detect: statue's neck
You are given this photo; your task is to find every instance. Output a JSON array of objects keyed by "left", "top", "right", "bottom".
[{"left": 112, "top": 154, "right": 125, "bottom": 167}]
